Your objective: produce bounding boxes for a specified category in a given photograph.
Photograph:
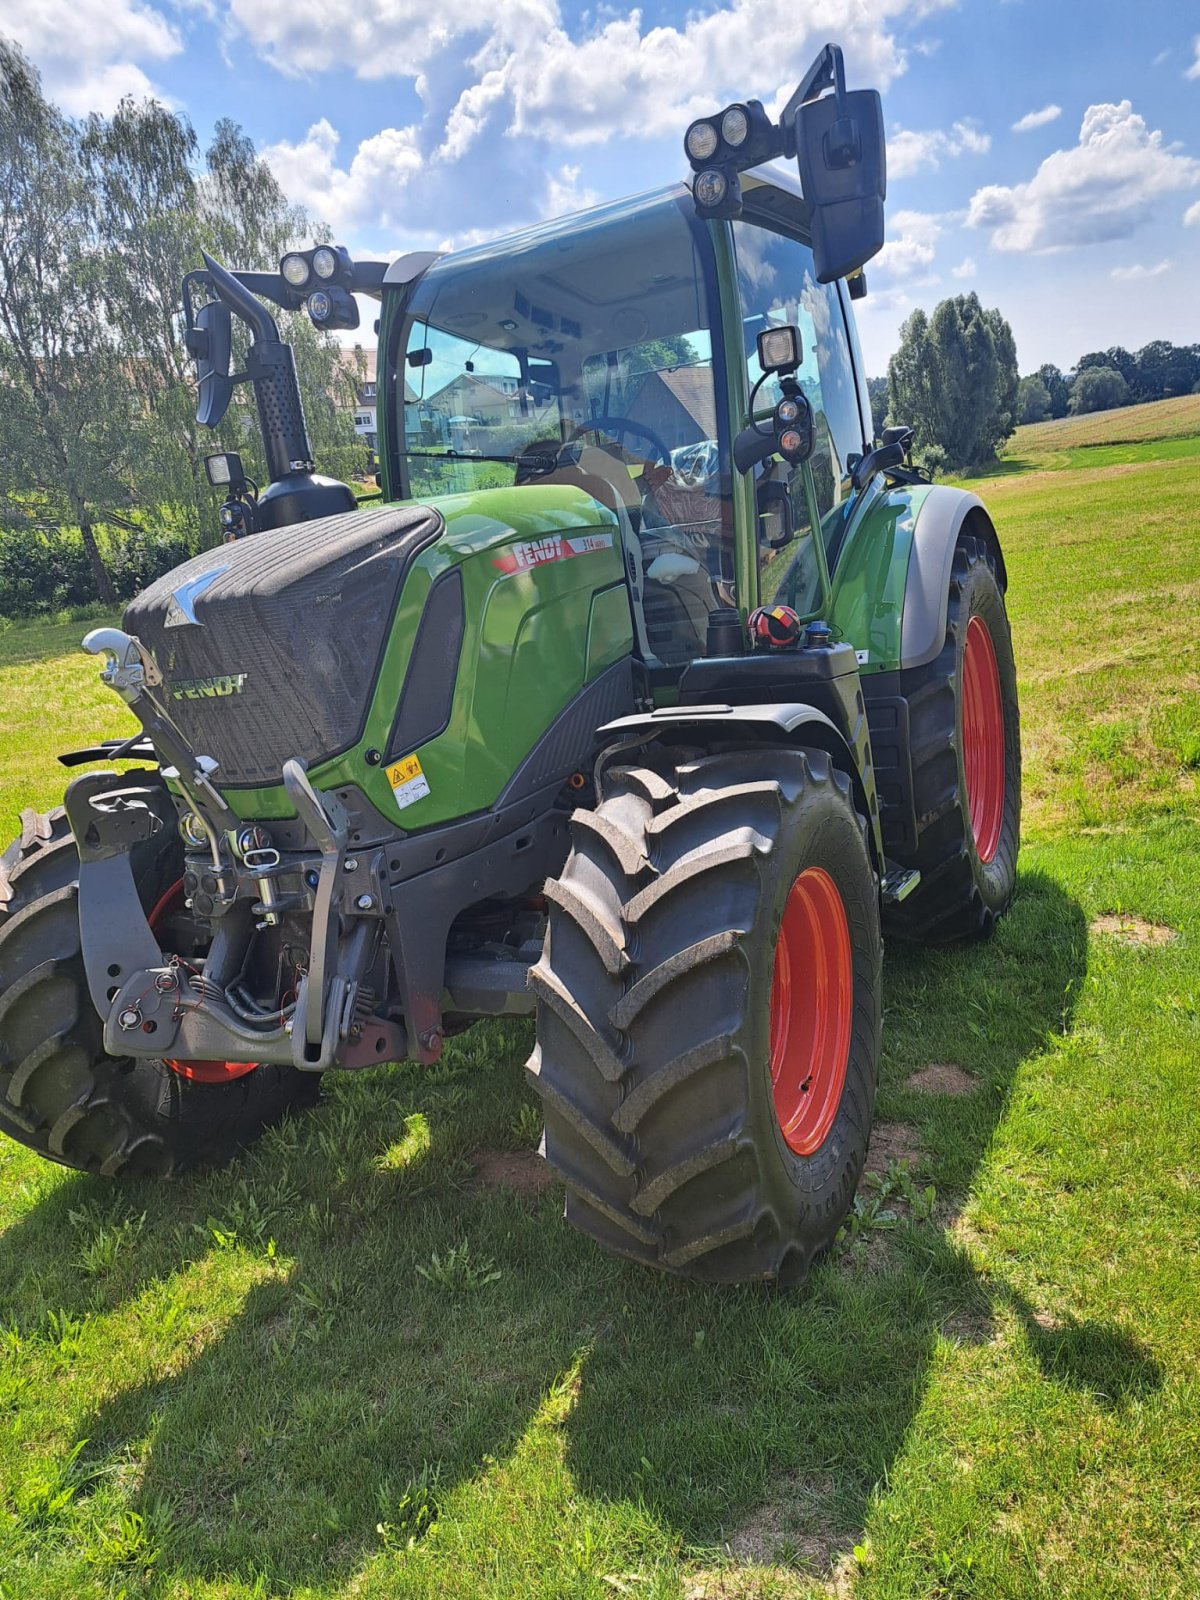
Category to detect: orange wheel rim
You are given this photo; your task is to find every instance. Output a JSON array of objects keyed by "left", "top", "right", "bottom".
[
  {"left": 147, "top": 880, "right": 258, "bottom": 1083},
  {"left": 962, "top": 615, "right": 1005, "bottom": 864},
  {"left": 769, "top": 867, "right": 853, "bottom": 1156}
]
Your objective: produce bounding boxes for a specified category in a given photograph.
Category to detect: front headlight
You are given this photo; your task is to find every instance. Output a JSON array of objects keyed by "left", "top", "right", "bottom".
[
  {"left": 281, "top": 252, "right": 310, "bottom": 288},
  {"left": 312, "top": 246, "right": 338, "bottom": 280},
  {"left": 685, "top": 120, "right": 720, "bottom": 163}
]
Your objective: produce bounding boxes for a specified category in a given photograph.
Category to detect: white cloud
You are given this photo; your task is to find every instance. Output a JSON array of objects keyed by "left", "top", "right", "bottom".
[
  {"left": 260, "top": 119, "right": 422, "bottom": 238},
  {"left": 1012, "top": 104, "right": 1062, "bottom": 133},
  {"left": 952, "top": 256, "right": 977, "bottom": 279},
  {"left": 543, "top": 164, "right": 598, "bottom": 219},
  {"left": 889, "top": 120, "right": 990, "bottom": 178},
  {"left": 874, "top": 210, "right": 942, "bottom": 278},
  {"left": 1111, "top": 260, "right": 1171, "bottom": 281},
  {"left": 0, "top": 0, "right": 181, "bottom": 113},
  {"left": 1187, "top": 37, "right": 1200, "bottom": 80},
  {"left": 1186, "top": 200, "right": 1200, "bottom": 226},
  {"left": 967, "top": 101, "right": 1200, "bottom": 252},
  {"left": 225, "top": 0, "right": 949, "bottom": 150}
]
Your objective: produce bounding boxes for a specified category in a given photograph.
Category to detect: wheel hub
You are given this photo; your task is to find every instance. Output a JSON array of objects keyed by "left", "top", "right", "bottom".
[{"left": 769, "top": 866, "right": 853, "bottom": 1155}]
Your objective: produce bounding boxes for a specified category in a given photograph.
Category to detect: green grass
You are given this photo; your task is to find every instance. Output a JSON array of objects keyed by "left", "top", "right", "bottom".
[{"left": 1, "top": 415, "right": 1199, "bottom": 1598}]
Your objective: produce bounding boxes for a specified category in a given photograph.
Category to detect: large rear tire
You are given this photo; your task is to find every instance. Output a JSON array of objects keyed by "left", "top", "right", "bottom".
[
  {"left": 527, "top": 745, "right": 881, "bottom": 1285},
  {"left": 0, "top": 806, "right": 320, "bottom": 1177},
  {"left": 884, "top": 533, "right": 1020, "bottom": 943}
]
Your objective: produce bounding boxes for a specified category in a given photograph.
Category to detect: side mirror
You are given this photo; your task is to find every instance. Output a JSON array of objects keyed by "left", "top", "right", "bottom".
[
  {"left": 190, "top": 299, "right": 233, "bottom": 427},
  {"left": 795, "top": 76, "right": 886, "bottom": 284},
  {"left": 756, "top": 478, "right": 794, "bottom": 549}
]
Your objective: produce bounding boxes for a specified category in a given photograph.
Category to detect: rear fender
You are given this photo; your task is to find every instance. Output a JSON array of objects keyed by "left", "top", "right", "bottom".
[
  {"left": 596, "top": 702, "right": 883, "bottom": 872},
  {"left": 901, "top": 488, "right": 1007, "bottom": 670}
]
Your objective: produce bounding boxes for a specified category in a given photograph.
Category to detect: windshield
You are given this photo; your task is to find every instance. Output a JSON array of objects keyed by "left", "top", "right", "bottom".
[{"left": 387, "top": 190, "right": 733, "bottom": 664}]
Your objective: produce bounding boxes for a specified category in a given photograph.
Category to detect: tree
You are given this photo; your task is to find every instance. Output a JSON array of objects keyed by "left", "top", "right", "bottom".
[
  {"left": 0, "top": 43, "right": 139, "bottom": 603},
  {"left": 1134, "top": 340, "right": 1198, "bottom": 403},
  {"left": 1069, "top": 366, "right": 1130, "bottom": 414},
  {"left": 866, "top": 375, "right": 888, "bottom": 438},
  {"left": 887, "top": 294, "right": 1019, "bottom": 468},
  {"left": 1017, "top": 374, "right": 1051, "bottom": 424},
  {"left": 1036, "top": 363, "right": 1071, "bottom": 419}
]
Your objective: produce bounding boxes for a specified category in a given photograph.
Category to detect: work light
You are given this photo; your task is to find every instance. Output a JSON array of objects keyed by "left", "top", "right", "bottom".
[
  {"left": 307, "top": 288, "right": 333, "bottom": 323},
  {"left": 757, "top": 325, "right": 802, "bottom": 373},
  {"left": 694, "top": 168, "right": 728, "bottom": 208},
  {"left": 721, "top": 105, "right": 750, "bottom": 147},
  {"left": 312, "top": 246, "right": 339, "bottom": 280},
  {"left": 685, "top": 119, "right": 720, "bottom": 163},
  {"left": 281, "top": 253, "right": 310, "bottom": 288}
]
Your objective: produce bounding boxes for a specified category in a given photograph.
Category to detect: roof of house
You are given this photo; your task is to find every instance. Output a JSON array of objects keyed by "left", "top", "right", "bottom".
[{"left": 627, "top": 367, "right": 717, "bottom": 438}]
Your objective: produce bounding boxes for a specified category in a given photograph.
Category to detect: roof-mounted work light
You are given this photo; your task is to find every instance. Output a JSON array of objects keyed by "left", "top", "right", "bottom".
[{"left": 684, "top": 44, "right": 887, "bottom": 284}]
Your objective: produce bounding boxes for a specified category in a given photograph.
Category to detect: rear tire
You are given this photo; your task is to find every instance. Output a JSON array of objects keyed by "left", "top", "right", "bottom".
[
  {"left": 884, "top": 534, "right": 1020, "bottom": 943},
  {"left": 527, "top": 744, "right": 881, "bottom": 1285},
  {"left": 0, "top": 806, "right": 320, "bottom": 1177}
]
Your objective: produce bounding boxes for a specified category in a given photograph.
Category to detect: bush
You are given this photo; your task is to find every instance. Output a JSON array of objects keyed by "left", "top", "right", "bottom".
[
  {"left": 0, "top": 523, "right": 198, "bottom": 618},
  {"left": 0, "top": 526, "right": 95, "bottom": 616}
]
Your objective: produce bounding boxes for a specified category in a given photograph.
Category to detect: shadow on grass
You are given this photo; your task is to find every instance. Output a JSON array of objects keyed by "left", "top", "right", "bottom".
[{"left": 0, "top": 867, "right": 1161, "bottom": 1590}]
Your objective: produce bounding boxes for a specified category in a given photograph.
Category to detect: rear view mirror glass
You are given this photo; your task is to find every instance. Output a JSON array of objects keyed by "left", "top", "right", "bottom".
[
  {"left": 193, "top": 299, "right": 233, "bottom": 427},
  {"left": 796, "top": 87, "right": 886, "bottom": 284}
]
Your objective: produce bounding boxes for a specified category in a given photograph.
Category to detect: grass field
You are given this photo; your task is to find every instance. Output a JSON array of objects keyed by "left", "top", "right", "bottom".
[{"left": 1, "top": 401, "right": 1198, "bottom": 1599}]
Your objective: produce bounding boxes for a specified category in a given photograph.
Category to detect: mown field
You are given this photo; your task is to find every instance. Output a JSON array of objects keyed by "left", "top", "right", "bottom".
[{"left": 0, "top": 398, "right": 1197, "bottom": 1599}]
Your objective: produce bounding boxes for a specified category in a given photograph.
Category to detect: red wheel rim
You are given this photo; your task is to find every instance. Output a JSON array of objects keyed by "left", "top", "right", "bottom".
[
  {"left": 769, "top": 867, "right": 853, "bottom": 1156},
  {"left": 962, "top": 615, "right": 1005, "bottom": 864},
  {"left": 147, "top": 881, "right": 258, "bottom": 1084}
]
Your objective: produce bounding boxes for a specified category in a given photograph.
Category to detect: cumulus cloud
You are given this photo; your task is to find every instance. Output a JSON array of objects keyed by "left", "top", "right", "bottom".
[
  {"left": 1186, "top": 200, "right": 1200, "bottom": 226},
  {"left": 0, "top": 0, "right": 180, "bottom": 113},
  {"left": 260, "top": 119, "right": 422, "bottom": 238},
  {"left": 888, "top": 120, "right": 990, "bottom": 178},
  {"left": 1110, "top": 260, "right": 1171, "bottom": 280},
  {"left": 952, "top": 256, "right": 977, "bottom": 279},
  {"left": 1187, "top": 37, "right": 1200, "bottom": 80},
  {"left": 874, "top": 210, "right": 942, "bottom": 278},
  {"left": 966, "top": 101, "right": 1200, "bottom": 252},
  {"left": 1012, "top": 104, "right": 1062, "bottom": 133},
  {"left": 543, "top": 164, "right": 598, "bottom": 219}
]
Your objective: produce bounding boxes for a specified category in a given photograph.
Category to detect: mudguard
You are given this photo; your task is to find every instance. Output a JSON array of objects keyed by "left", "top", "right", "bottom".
[
  {"left": 901, "top": 486, "right": 1007, "bottom": 670},
  {"left": 596, "top": 701, "right": 883, "bottom": 870}
]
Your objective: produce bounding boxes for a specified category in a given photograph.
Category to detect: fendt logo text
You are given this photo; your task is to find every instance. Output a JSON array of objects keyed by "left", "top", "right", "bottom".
[{"left": 171, "top": 673, "right": 248, "bottom": 700}]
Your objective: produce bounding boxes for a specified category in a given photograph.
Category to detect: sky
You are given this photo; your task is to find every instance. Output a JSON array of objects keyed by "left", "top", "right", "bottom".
[{"left": 3, "top": 0, "right": 1199, "bottom": 376}]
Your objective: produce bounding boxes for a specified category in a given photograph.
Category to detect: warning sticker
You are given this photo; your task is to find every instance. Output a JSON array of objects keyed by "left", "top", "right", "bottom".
[
  {"left": 386, "top": 752, "right": 431, "bottom": 812},
  {"left": 855, "top": 649, "right": 870, "bottom": 665},
  {"left": 492, "top": 532, "right": 613, "bottom": 575}
]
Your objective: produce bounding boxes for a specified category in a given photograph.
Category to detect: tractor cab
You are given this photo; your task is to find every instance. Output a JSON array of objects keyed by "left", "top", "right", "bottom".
[{"left": 378, "top": 171, "right": 874, "bottom": 673}]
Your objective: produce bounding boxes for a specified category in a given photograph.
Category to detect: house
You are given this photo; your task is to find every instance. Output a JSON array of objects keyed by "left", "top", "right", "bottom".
[
  {"left": 624, "top": 367, "right": 718, "bottom": 455},
  {"left": 337, "top": 346, "right": 419, "bottom": 454}
]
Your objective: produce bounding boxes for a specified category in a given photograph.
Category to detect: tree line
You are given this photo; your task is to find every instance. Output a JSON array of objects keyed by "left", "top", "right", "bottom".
[
  {"left": 0, "top": 41, "right": 364, "bottom": 618},
  {"left": 1016, "top": 342, "right": 1200, "bottom": 424},
  {"left": 867, "top": 295, "right": 1198, "bottom": 475}
]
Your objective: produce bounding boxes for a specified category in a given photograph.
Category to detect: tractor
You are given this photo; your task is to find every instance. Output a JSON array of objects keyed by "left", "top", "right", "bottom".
[{"left": 0, "top": 47, "right": 1019, "bottom": 1283}]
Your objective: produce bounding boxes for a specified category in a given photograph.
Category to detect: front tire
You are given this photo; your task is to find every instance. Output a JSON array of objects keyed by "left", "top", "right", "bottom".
[
  {"left": 0, "top": 806, "right": 320, "bottom": 1177},
  {"left": 884, "top": 534, "right": 1021, "bottom": 943},
  {"left": 527, "top": 744, "right": 882, "bottom": 1285}
]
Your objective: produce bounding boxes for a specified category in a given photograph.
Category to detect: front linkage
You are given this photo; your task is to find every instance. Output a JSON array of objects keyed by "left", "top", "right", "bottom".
[{"left": 72, "top": 629, "right": 559, "bottom": 1082}]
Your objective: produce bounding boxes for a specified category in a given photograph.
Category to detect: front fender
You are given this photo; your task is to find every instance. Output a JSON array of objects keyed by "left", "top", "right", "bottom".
[
  {"left": 596, "top": 702, "right": 883, "bottom": 871},
  {"left": 901, "top": 487, "right": 1007, "bottom": 670}
]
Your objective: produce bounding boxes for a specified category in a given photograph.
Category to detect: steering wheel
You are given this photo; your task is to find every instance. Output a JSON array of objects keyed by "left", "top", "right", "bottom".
[{"left": 569, "top": 415, "right": 672, "bottom": 467}]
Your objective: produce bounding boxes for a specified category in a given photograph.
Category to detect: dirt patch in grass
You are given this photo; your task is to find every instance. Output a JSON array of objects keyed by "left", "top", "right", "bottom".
[
  {"left": 473, "top": 1150, "right": 555, "bottom": 1198},
  {"left": 906, "top": 1063, "right": 976, "bottom": 1096},
  {"left": 1090, "top": 913, "right": 1177, "bottom": 946},
  {"left": 714, "top": 1473, "right": 861, "bottom": 1581},
  {"left": 863, "top": 1121, "right": 921, "bottom": 1177}
]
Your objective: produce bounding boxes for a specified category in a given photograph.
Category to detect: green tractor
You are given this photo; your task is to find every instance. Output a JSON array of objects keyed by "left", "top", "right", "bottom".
[{"left": 0, "top": 47, "right": 1019, "bottom": 1284}]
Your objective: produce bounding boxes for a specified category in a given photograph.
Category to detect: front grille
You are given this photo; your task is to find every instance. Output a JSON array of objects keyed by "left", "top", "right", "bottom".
[{"left": 125, "top": 505, "right": 443, "bottom": 786}]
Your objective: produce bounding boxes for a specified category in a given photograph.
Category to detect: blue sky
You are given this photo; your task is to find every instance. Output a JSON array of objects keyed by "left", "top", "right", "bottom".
[{"left": 4, "top": 0, "right": 1199, "bottom": 375}]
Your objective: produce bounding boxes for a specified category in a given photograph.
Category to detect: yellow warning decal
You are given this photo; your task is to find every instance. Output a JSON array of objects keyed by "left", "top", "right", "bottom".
[{"left": 386, "top": 752, "right": 431, "bottom": 812}]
